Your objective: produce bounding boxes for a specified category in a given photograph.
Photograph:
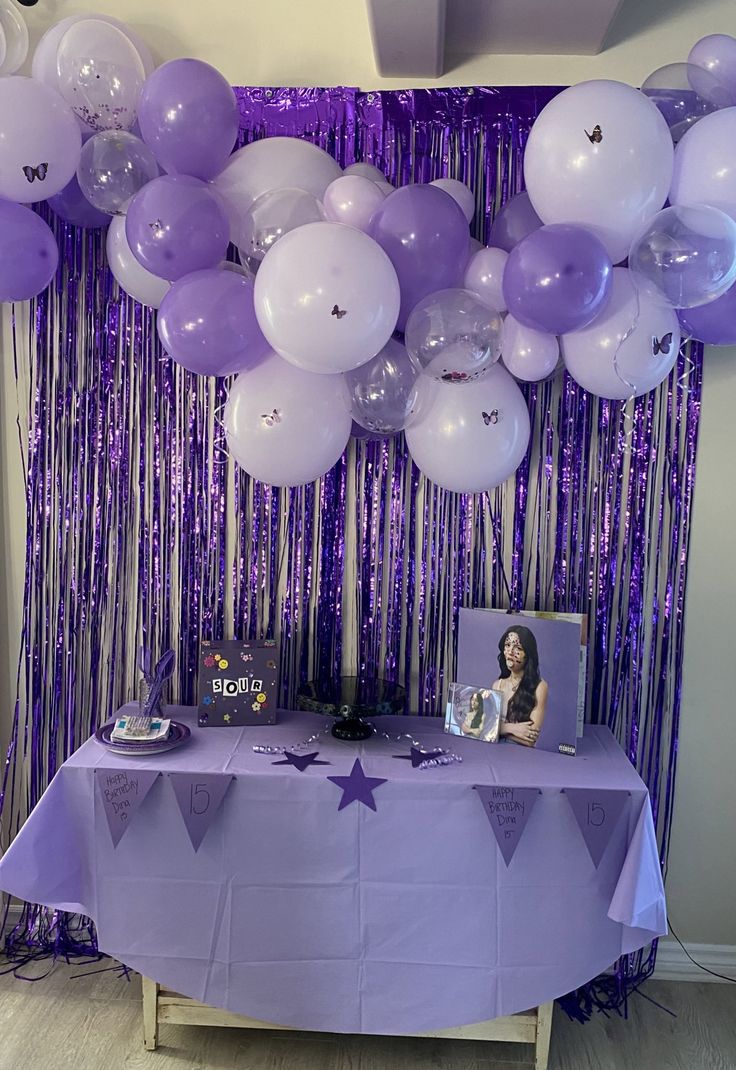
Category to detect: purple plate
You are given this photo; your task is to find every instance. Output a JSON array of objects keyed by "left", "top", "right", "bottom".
[{"left": 94, "top": 720, "right": 191, "bottom": 755}]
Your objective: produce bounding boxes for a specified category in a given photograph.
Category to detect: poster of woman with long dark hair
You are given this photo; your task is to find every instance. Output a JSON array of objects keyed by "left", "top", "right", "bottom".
[{"left": 456, "top": 609, "right": 586, "bottom": 755}]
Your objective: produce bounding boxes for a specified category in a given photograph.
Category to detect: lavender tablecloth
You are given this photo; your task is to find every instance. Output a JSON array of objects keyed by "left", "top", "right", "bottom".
[{"left": 0, "top": 706, "right": 666, "bottom": 1034}]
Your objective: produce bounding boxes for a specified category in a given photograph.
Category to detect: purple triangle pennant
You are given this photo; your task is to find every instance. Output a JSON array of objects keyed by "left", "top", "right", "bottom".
[
  {"left": 474, "top": 785, "right": 540, "bottom": 865},
  {"left": 169, "top": 773, "right": 234, "bottom": 851},
  {"left": 96, "top": 769, "right": 160, "bottom": 847},
  {"left": 564, "top": 788, "right": 630, "bottom": 867}
]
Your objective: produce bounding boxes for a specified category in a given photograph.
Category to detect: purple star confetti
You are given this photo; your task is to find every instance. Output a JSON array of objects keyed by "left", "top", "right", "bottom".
[
  {"left": 327, "top": 759, "right": 387, "bottom": 812},
  {"left": 272, "top": 751, "right": 331, "bottom": 772}
]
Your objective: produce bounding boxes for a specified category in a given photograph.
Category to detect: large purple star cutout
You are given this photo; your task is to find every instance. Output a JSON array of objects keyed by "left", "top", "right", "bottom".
[
  {"left": 327, "top": 759, "right": 387, "bottom": 812},
  {"left": 393, "top": 747, "right": 445, "bottom": 769},
  {"left": 272, "top": 751, "right": 330, "bottom": 772}
]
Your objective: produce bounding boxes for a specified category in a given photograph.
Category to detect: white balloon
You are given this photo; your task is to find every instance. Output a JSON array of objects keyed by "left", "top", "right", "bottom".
[
  {"left": 0, "top": 0, "right": 28, "bottom": 76},
  {"left": 405, "top": 363, "right": 531, "bottom": 494},
  {"left": 430, "top": 178, "right": 476, "bottom": 223},
  {"left": 669, "top": 108, "right": 736, "bottom": 223},
  {"left": 224, "top": 352, "right": 352, "bottom": 486},
  {"left": 106, "top": 215, "right": 170, "bottom": 308},
  {"left": 524, "top": 80, "right": 673, "bottom": 264},
  {"left": 212, "top": 137, "right": 342, "bottom": 244},
  {"left": 254, "top": 221, "right": 400, "bottom": 374},
  {"left": 560, "top": 268, "right": 680, "bottom": 399},
  {"left": 501, "top": 316, "right": 559, "bottom": 382}
]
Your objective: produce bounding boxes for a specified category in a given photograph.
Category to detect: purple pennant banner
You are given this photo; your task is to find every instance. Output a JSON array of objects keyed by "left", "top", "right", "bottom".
[
  {"left": 169, "top": 773, "right": 235, "bottom": 851},
  {"left": 96, "top": 769, "right": 160, "bottom": 847},
  {"left": 564, "top": 788, "right": 630, "bottom": 868},
  {"left": 474, "top": 786, "right": 541, "bottom": 865}
]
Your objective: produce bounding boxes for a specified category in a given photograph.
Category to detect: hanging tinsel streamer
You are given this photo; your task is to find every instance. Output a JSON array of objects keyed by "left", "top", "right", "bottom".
[{"left": 1, "top": 87, "right": 701, "bottom": 1018}]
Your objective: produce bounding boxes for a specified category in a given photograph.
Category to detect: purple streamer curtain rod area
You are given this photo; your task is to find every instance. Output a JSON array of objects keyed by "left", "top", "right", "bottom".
[{"left": 1, "top": 87, "right": 701, "bottom": 1012}]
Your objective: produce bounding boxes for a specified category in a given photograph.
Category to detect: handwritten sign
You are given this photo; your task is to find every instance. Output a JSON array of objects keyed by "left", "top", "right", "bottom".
[
  {"left": 168, "top": 773, "right": 234, "bottom": 851},
  {"left": 564, "top": 788, "right": 629, "bottom": 867},
  {"left": 95, "top": 769, "right": 160, "bottom": 847},
  {"left": 474, "top": 785, "right": 540, "bottom": 865}
]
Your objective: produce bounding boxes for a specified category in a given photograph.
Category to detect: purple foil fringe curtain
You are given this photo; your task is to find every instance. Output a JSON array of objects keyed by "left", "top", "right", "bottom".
[{"left": 1, "top": 88, "right": 701, "bottom": 1013}]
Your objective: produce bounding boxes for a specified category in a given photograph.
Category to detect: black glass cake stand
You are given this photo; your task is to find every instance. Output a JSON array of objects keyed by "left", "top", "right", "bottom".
[{"left": 296, "top": 677, "right": 406, "bottom": 740}]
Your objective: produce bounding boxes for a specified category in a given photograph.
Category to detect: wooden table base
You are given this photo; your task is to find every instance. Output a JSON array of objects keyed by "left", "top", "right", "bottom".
[{"left": 142, "top": 976, "right": 554, "bottom": 1070}]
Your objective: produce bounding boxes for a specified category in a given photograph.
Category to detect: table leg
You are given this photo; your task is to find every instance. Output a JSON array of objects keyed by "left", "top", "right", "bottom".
[
  {"left": 142, "top": 975, "right": 159, "bottom": 1051},
  {"left": 534, "top": 1001, "right": 554, "bottom": 1070}
]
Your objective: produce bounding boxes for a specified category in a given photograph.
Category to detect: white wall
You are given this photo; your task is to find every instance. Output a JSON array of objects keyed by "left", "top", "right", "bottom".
[{"left": 1, "top": 0, "right": 734, "bottom": 943}]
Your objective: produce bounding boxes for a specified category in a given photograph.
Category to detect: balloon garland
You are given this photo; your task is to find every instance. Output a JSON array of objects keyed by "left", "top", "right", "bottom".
[{"left": 2, "top": 16, "right": 736, "bottom": 493}]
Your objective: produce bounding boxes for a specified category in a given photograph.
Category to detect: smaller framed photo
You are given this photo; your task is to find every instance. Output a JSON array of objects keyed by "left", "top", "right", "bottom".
[{"left": 445, "top": 683, "right": 504, "bottom": 743}]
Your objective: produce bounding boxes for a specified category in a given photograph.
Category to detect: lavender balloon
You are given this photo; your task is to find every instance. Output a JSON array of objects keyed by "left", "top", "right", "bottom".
[
  {"left": 126, "top": 175, "right": 230, "bottom": 282},
  {"left": 503, "top": 224, "right": 613, "bottom": 334},
  {"left": 669, "top": 109, "right": 736, "bottom": 224},
  {"left": 678, "top": 280, "right": 736, "bottom": 344},
  {"left": 523, "top": 80, "right": 673, "bottom": 264},
  {"left": 429, "top": 178, "right": 475, "bottom": 223},
  {"left": 405, "top": 363, "right": 531, "bottom": 494},
  {"left": 501, "top": 315, "right": 559, "bottom": 383},
  {"left": 345, "top": 337, "right": 421, "bottom": 433},
  {"left": 138, "top": 59, "right": 239, "bottom": 181},
  {"left": 629, "top": 204, "right": 736, "bottom": 308},
  {"left": 254, "top": 221, "right": 400, "bottom": 374},
  {"left": 344, "top": 162, "right": 386, "bottom": 183},
  {"left": 488, "top": 191, "right": 542, "bottom": 253},
  {"left": 77, "top": 130, "right": 158, "bottom": 215},
  {"left": 0, "top": 201, "right": 58, "bottom": 301},
  {"left": 48, "top": 173, "right": 111, "bottom": 229},
  {"left": 688, "top": 34, "right": 736, "bottom": 104},
  {"left": 224, "top": 352, "right": 352, "bottom": 487},
  {"left": 323, "top": 175, "right": 386, "bottom": 232},
  {"left": 158, "top": 269, "right": 269, "bottom": 376},
  {"left": 405, "top": 289, "right": 503, "bottom": 383},
  {"left": 463, "top": 246, "right": 508, "bottom": 312},
  {"left": 0, "top": 76, "right": 82, "bottom": 202},
  {"left": 369, "top": 184, "right": 469, "bottom": 331},
  {"left": 561, "top": 268, "right": 680, "bottom": 399}
]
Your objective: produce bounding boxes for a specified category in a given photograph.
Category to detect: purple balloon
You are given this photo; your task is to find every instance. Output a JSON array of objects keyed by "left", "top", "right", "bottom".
[
  {"left": 0, "top": 201, "right": 59, "bottom": 301},
  {"left": 48, "top": 173, "right": 111, "bottom": 229},
  {"left": 158, "top": 268, "right": 269, "bottom": 376},
  {"left": 369, "top": 184, "right": 469, "bottom": 331},
  {"left": 126, "top": 175, "right": 230, "bottom": 281},
  {"left": 488, "top": 191, "right": 542, "bottom": 253},
  {"left": 137, "top": 59, "right": 239, "bottom": 181},
  {"left": 688, "top": 34, "right": 736, "bottom": 103},
  {"left": 502, "top": 224, "right": 613, "bottom": 335},
  {"left": 678, "top": 280, "right": 736, "bottom": 344}
]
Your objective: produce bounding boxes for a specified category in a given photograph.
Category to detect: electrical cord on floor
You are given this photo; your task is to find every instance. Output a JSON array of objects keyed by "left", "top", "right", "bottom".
[{"left": 667, "top": 922, "right": 736, "bottom": 984}]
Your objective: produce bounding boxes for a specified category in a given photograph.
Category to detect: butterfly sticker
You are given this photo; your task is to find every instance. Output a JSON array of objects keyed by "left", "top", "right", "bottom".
[
  {"left": 331, "top": 304, "right": 347, "bottom": 319},
  {"left": 482, "top": 410, "right": 500, "bottom": 425},
  {"left": 261, "top": 409, "right": 281, "bottom": 427},
  {"left": 652, "top": 332, "right": 673, "bottom": 356},
  {"left": 22, "top": 163, "right": 49, "bottom": 184},
  {"left": 584, "top": 125, "right": 603, "bottom": 144}
]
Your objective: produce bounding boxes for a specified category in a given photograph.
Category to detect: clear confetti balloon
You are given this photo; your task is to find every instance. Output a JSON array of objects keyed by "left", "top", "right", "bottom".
[
  {"left": 0, "top": 0, "right": 28, "bottom": 76},
  {"left": 239, "top": 187, "right": 325, "bottom": 261},
  {"left": 629, "top": 204, "right": 736, "bottom": 308},
  {"left": 56, "top": 18, "right": 146, "bottom": 133},
  {"left": 641, "top": 63, "right": 726, "bottom": 142},
  {"left": 405, "top": 288, "right": 503, "bottom": 383},
  {"left": 77, "top": 130, "right": 158, "bottom": 215},
  {"left": 344, "top": 337, "right": 422, "bottom": 434}
]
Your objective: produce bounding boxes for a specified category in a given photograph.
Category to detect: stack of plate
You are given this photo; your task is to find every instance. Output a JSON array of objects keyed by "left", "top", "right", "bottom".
[{"left": 94, "top": 720, "right": 191, "bottom": 755}]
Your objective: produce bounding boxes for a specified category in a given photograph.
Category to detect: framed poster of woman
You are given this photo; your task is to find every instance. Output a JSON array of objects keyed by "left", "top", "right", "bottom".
[{"left": 456, "top": 609, "right": 586, "bottom": 755}]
